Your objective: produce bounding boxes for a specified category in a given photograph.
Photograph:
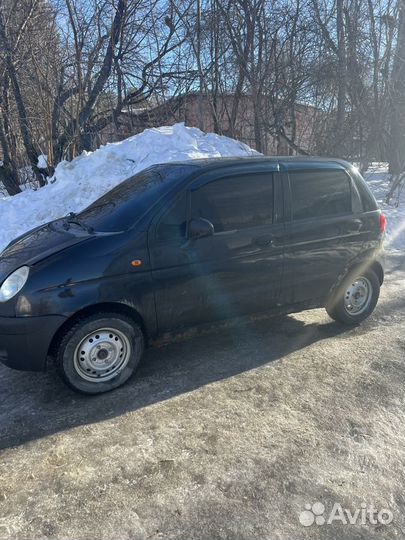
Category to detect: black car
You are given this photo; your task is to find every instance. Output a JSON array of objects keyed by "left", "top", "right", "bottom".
[{"left": 0, "top": 157, "right": 385, "bottom": 394}]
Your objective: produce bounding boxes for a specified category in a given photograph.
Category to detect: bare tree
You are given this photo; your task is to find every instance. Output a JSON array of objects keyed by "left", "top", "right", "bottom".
[
  {"left": 0, "top": 0, "right": 50, "bottom": 188},
  {"left": 0, "top": 0, "right": 402, "bottom": 199}
]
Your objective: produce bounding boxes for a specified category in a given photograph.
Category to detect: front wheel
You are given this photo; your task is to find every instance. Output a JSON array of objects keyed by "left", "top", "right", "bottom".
[
  {"left": 55, "top": 312, "right": 144, "bottom": 394},
  {"left": 326, "top": 269, "right": 380, "bottom": 325}
]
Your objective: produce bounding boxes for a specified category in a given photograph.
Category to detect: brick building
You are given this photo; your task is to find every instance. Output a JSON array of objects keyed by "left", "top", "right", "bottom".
[{"left": 101, "top": 92, "right": 319, "bottom": 155}]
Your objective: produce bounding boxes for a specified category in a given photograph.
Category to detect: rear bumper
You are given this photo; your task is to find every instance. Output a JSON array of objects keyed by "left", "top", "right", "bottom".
[{"left": 0, "top": 315, "right": 66, "bottom": 371}]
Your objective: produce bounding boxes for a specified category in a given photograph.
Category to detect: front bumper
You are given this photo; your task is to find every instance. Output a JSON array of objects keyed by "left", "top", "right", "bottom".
[{"left": 0, "top": 315, "right": 66, "bottom": 371}]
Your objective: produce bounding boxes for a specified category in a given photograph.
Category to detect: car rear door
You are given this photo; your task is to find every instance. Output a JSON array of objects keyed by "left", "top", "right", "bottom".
[
  {"left": 148, "top": 163, "right": 285, "bottom": 332},
  {"left": 281, "top": 161, "right": 367, "bottom": 305}
]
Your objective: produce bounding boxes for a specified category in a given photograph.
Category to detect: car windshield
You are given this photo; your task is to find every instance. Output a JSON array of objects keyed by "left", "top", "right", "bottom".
[
  {"left": 76, "top": 164, "right": 198, "bottom": 232},
  {"left": 76, "top": 168, "right": 167, "bottom": 232}
]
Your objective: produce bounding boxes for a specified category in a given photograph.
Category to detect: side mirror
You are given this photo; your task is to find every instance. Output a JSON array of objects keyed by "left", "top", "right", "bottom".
[{"left": 188, "top": 218, "right": 214, "bottom": 240}]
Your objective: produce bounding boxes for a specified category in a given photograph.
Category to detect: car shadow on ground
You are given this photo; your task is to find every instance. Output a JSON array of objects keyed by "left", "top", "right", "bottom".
[{"left": 0, "top": 312, "right": 350, "bottom": 451}]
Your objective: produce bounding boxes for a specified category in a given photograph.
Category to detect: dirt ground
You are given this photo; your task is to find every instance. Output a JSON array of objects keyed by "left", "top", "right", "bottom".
[{"left": 0, "top": 253, "right": 404, "bottom": 540}]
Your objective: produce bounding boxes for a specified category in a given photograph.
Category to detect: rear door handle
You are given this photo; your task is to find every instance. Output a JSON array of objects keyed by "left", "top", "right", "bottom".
[
  {"left": 348, "top": 219, "right": 363, "bottom": 232},
  {"left": 254, "top": 236, "right": 274, "bottom": 247}
]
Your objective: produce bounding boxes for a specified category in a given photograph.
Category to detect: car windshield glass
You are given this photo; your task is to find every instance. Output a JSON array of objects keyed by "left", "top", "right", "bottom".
[{"left": 76, "top": 168, "right": 165, "bottom": 232}]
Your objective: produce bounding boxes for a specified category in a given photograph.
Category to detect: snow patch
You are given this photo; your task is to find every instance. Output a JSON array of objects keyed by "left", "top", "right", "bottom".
[
  {"left": 364, "top": 163, "right": 405, "bottom": 253},
  {"left": 37, "top": 154, "right": 48, "bottom": 169}
]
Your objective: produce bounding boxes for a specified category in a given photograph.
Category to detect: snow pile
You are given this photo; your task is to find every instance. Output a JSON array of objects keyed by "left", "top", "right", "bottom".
[
  {"left": 0, "top": 123, "right": 257, "bottom": 252},
  {"left": 0, "top": 125, "right": 403, "bottom": 255},
  {"left": 364, "top": 163, "right": 405, "bottom": 253}
]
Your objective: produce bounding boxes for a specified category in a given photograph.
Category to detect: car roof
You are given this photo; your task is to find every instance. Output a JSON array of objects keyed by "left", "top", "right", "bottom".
[{"left": 152, "top": 156, "right": 353, "bottom": 172}]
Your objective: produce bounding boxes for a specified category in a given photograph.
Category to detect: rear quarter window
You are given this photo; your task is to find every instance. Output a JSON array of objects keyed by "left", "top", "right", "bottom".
[
  {"left": 350, "top": 169, "right": 378, "bottom": 211},
  {"left": 289, "top": 169, "right": 352, "bottom": 220}
]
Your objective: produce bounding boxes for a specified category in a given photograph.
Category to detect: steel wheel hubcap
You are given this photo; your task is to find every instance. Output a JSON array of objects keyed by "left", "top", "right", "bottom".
[
  {"left": 73, "top": 328, "right": 131, "bottom": 382},
  {"left": 344, "top": 277, "right": 372, "bottom": 315}
]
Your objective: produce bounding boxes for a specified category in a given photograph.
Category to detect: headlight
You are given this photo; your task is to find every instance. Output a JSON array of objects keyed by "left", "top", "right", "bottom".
[{"left": 0, "top": 266, "right": 30, "bottom": 302}]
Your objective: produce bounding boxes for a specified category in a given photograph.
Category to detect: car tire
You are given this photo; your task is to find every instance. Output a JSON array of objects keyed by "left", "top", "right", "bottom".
[
  {"left": 55, "top": 312, "right": 144, "bottom": 394},
  {"left": 326, "top": 268, "right": 380, "bottom": 325}
]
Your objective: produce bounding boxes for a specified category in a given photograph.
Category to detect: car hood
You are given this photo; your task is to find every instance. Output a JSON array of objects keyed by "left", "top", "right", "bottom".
[{"left": 0, "top": 219, "right": 94, "bottom": 282}]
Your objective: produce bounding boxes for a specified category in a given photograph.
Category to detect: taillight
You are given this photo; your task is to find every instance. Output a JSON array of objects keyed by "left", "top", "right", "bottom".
[{"left": 379, "top": 213, "right": 387, "bottom": 233}]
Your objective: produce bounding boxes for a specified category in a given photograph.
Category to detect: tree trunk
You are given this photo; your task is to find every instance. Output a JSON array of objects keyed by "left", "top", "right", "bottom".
[
  {"left": 0, "top": 73, "right": 21, "bottom": 195},
  {"left": 0, "top": 120, "right": 21, "bottom": 196},
  {"left": 336, "top": 0, "right": 347, "bottom": 155},
  {"left": 388, "top": 0, "right": 405, "bottom": 177},
  {"left": 253, "top": 97, "right": 263, "bottom": 153}
]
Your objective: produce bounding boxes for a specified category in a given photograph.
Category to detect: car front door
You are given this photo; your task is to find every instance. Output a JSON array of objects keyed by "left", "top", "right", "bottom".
[
  {"left": 281, "top": 162, "right": 367, "bottom": 306},
  {"left": 148, "top": 164, "right": 285, "bottom": 332}
]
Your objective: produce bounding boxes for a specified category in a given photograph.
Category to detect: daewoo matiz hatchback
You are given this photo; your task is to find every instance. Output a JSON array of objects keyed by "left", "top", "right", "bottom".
[{"left": 0, "top": 157, "right": 385, "bottom": 393}]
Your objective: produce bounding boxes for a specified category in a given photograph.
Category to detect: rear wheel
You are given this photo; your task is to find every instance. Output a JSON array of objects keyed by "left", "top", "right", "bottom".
[
  {"left": 326, "top": 269, "right": 380, "bottom": 325},
  {"left": 55, "top": 312, "right": 144, "bottom": 394}
]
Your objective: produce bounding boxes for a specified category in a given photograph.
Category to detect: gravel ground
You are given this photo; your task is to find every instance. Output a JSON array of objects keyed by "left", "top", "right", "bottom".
[{"left": 0, "top": 253, "right": 404, "bottom": 540}]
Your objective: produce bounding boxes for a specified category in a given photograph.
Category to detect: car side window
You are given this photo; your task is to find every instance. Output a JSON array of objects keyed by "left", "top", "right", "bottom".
[
  {"left": 290, "top": 169, "right": 352, "bottom": 220},
  {"left": 155, "top": 193, "right": 187, "bottom": 242},
  {"left": 191, "top": 173, "right": 274, "bottom": 233}
]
